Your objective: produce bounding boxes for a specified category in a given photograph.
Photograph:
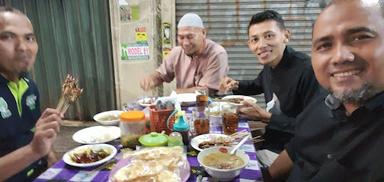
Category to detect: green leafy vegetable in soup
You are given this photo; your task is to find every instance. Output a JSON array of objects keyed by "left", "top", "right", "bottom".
[{"left": 202, "top": 152, "right": 244, "bottom": 169}]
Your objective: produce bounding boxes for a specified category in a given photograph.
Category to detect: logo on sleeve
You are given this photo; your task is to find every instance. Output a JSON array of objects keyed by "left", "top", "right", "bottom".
[
  {"left": 0, "top": 97, "right": 11, "bottom": 119},
  {"left": 26, "top": 95, "right": 37, "bottom": 110}
]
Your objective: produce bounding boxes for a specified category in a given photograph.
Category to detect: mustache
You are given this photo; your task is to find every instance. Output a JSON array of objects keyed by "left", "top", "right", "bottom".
[
  {"left": 333, "top": 55, "right": 367, "bottom": 67},
  {"left": 15, "top": 53, "right": 32, "bottom": 60}
]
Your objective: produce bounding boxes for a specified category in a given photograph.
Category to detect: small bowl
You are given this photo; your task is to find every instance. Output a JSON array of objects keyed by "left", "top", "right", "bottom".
[
  {"left": 93, "top": 110, "right": 123, "bottom": 126},
  {"left": 197, "top": 146, "right": 249, "bottom": 181}
]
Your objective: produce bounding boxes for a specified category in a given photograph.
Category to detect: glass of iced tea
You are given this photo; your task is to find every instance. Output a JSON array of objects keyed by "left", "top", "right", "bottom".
[
  {"left": 222, "top": 104, "right": 239, "bottom": 135},
  {"left": 193, "top": 107, "right": 210, "bottom": 135},
  {"left": 195, "top": 87, "right": 209, "bottom": 109}
]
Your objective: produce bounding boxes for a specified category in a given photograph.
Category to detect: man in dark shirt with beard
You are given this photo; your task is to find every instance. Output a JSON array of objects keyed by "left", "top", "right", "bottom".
[{"left": 266, "top": 0, "right": 384, "bottom": 181}]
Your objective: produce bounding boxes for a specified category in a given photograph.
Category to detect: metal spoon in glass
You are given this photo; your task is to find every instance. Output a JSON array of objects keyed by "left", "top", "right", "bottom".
[{"left": 230, "top": 134, "right": 250, "bottom": 155}]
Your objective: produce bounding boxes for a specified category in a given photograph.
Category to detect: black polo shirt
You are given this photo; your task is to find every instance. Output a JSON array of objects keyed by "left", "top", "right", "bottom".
[
  {"left": 286, "top": 90, "right": 384, "bottom": 182},
  {"left": 234, "top": 46, "right": 320, "bottom": 152},
  {"left": 0, "top": 74, "right": 47, "bottom": 182}
]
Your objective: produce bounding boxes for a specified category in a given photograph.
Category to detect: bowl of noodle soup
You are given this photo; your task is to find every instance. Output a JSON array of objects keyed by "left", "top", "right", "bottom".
[{"left": 197, "top": 146, "right": 249, "bottom": 181}]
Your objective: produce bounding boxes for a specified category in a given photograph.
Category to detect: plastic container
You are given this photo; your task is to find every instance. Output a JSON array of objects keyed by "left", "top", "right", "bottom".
[
  {"left": 139, "top": 132, "right": 168, "bottom": 147},
  {"left": 119, "top": 111, "right": 146, "bottom": 149},
  {"left": 167, "top": 132, "right": 184, "bottom": 146},
  {"left": 149, "top": 105, "right": 175, "bottom": 134},
  {"left": 173, "top": 111, "right": 190, "bottom": 145}
]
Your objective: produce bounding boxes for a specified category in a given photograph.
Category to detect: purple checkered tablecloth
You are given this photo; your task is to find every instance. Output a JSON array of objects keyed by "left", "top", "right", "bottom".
[{"left": 34, "top": 120, "right": 263, "bottom": 182}]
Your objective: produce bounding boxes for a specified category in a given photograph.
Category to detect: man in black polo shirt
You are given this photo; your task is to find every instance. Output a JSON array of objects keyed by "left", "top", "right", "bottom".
[
  {"left": 219, "top": 10, "right": 319, "bottom": 165},
  {"left": 0, "top": 7, "right": 62, "bottom": 181},
  {"left": 267, "top": 0, "right": 384, "bottom": 181}
]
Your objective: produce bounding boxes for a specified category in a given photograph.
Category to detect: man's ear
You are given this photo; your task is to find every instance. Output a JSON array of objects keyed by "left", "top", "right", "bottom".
[
  {"left": 202, "top": 28, "right": 207, "bottom": 37},
  {"left": 247, "top": 39, "right": 252, "bottom": 49},
  {"left": 284, "top": 29, "right": 291, "bottom": 43}
]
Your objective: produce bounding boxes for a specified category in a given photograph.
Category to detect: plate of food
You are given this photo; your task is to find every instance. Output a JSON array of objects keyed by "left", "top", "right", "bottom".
[
  {"left": 63, "top": 144, "right": 117, "bottom": 168},
  {"left": 137, "top": 97, "right": 157, "bottom": 107},
  {"left": 176, "top": 93, "right": 197, "bottom": 106},
  {"left": 72, "top": 126, "right": 121, "bottom": 144},
  {"left": 109, "top": 146, "right": 190, "bottom": 182},
  {"left": 191, "top": 134, "right": 233, "bottom": 152},
  {"left": 93, "top": 110, "right": 122, "bottom": 126},
  {"left": 221, "top": 95, "right": 257, "bottom": 106}
]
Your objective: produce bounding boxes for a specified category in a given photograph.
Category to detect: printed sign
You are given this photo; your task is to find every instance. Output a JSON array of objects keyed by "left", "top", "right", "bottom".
[
  {"left": 162, "top": 22, "right": 171, "bottom": 45},
  {"left": 135, "top": 27, "right": 148, "bottom": 44},
  {"left": 120, "top": 5, "right": 130, "bottom": 23},
  {"left": 119, "top": 0, "right": 130, "bottom": 23},
  {"left": 121, "top": 44, "right": 149, "bottom": 61},
  {"left": 131, "top": 5, "right": 140, "bottom": 21}
]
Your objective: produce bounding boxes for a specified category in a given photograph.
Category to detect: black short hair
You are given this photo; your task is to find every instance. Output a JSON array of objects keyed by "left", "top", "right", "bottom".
[
  {"left": 0, "top": 6, "right": 24, "bottom": 15},
  {"left": 324, "top": 0, "right": 383, "bottom": 16},
  {"left": 247, "top": 10, "right": 286, "bottom": 35}
]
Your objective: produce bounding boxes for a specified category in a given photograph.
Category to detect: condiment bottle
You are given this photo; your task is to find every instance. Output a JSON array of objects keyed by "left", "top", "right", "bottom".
[
  {"left": 173, "top": 111, "right": 189, "bottom": 145},
  {"left": 120, "top": 111, "right": 146, "bottom": 149}
]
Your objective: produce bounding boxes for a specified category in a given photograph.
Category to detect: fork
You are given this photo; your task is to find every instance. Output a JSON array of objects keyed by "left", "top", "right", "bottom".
[{"left": 85, "top": 158, "right": 117, "bottom": 175}]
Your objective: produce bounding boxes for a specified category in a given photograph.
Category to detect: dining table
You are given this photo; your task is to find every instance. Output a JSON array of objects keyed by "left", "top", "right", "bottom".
[{"left": 33, "top": 107, "right": 264, "bottom": 182}]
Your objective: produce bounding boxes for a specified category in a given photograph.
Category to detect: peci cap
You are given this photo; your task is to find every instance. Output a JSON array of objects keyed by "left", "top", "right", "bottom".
[{"left": 177, "top": 13, "right": 204, "bottom": 29}]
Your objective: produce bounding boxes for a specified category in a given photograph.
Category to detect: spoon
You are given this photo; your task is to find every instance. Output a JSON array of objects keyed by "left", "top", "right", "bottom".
[{"left": 230, "top": 134, "right": 250, "bottom": 155}]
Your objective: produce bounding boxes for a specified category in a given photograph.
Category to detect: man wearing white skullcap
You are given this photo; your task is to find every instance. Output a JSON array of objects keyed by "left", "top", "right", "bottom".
[
  {"left": 140, "top": 12, "right": 228, "bottom": 95},
  {"left": 177, "top": 13, "right": 204, "bottom": 28}
]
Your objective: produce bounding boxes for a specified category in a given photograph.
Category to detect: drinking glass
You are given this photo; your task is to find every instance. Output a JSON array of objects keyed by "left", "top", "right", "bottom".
[{"left": 221, "top": 104, "right": 239, "bottom": 135}]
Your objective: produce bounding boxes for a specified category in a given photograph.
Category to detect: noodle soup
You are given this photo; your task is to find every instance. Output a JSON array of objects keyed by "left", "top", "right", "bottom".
[
  {"left": 202, "top": 151, "right": 244, "bottom": 170},
  {"left": 197, "top": 147, "right": 249, "bottom": 181}
]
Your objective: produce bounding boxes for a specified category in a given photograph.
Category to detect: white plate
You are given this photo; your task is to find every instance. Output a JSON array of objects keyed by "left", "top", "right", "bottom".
[
  {"left": 221, "top": 95, "right": 257, "bottom": 106},
  {"left": 191, "top": 134, "right": 232, "bottom": 152},
  {"left": 93, "top": 110, "right": 122, "bottom": 126},
  {"left": 137, "top": 97, "right": 156, "bottom": 107},
  {"left": 63, "top": 144, "right": 117, "bottom": 168},
  {"left": 177, "top": 93, "right": 196, "bottom": 106},
  {"left": 72, "top": 126, "right": 121, "bottom": 144}
]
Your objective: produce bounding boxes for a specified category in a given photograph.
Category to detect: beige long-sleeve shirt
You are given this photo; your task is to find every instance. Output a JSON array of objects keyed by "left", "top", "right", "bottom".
[{"left": 156, "top": 39, "right": 228, "bottom": 90}]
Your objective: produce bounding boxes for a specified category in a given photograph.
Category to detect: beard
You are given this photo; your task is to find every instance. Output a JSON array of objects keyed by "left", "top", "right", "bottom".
[{"left": 331, "top": 82, "right": 380, "bottom": 104}]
